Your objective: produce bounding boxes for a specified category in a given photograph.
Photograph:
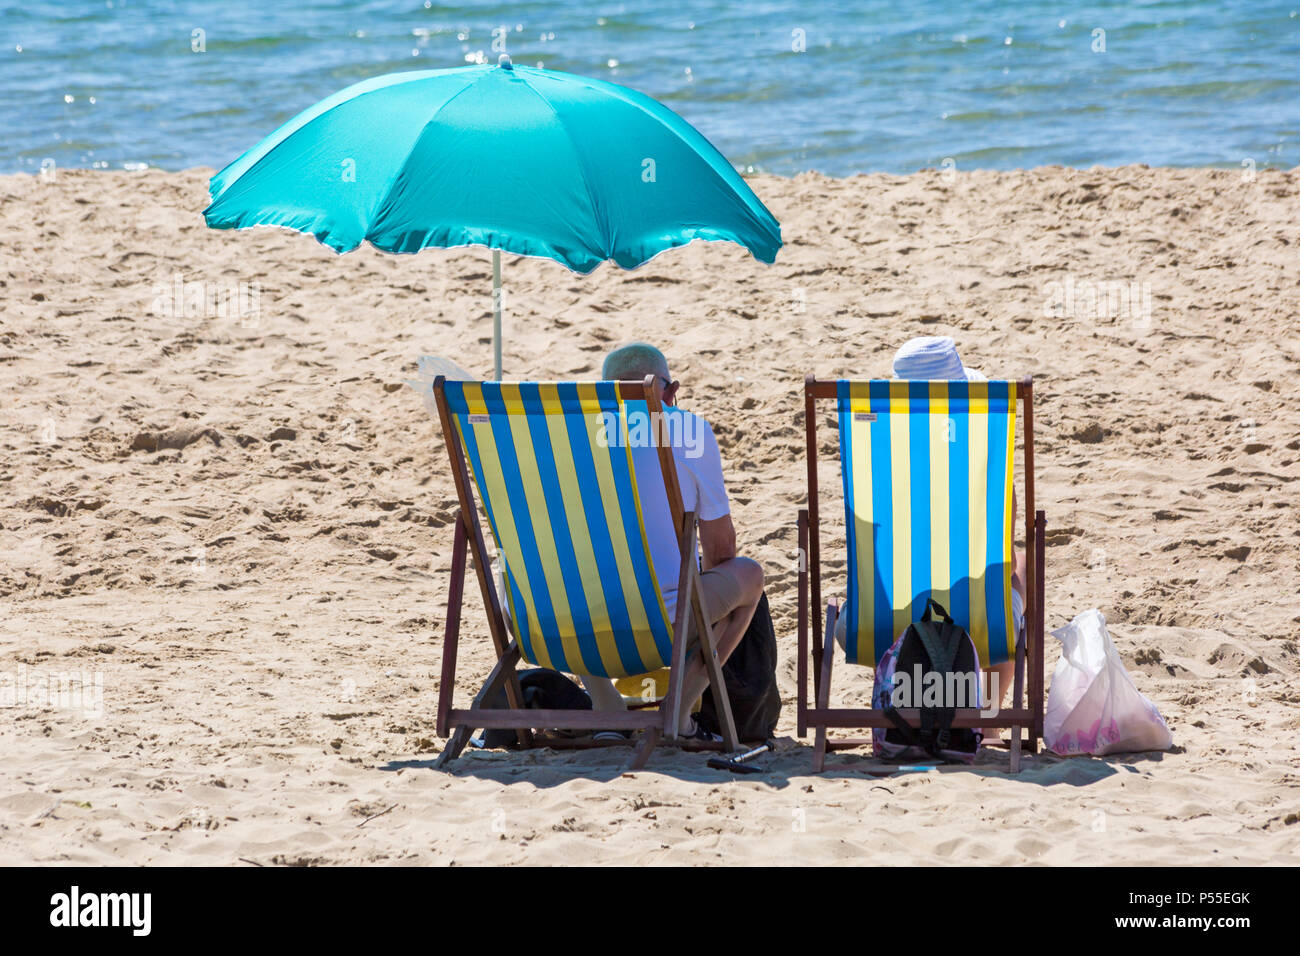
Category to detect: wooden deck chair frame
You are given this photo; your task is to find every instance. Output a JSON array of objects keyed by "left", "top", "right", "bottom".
[
  {"left": 797, "top": 375, "right": 1046, "bottom": 774},
  {"left": 431, "top": 374, "right": 740, "bottom": 770}
]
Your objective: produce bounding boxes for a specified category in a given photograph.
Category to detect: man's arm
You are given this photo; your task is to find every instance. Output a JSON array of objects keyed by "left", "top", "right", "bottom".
[
  {"left": 691, "top": 415, "right": 734, "bottom": 570},
  {"left": 698, "top": 514, "right": 737, "bottom": 571}
]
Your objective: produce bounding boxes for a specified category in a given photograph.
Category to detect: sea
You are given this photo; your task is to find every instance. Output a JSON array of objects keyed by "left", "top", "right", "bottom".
[{"left": 4, "top": 0, "right": 1298, "bottom": 176}]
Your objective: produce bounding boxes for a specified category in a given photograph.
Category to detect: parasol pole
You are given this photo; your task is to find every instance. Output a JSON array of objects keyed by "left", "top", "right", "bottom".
[
  {"left": 492, "top": 248, "right": 503, "bottom": 380},
  {"left": 490, "top": 246, "right": 505, "bottom": 604}
]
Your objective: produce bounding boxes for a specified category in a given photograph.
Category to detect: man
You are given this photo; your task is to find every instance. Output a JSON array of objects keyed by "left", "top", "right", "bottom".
[{"left": 584, "top": 343, "right": 764, "bottom": 741}]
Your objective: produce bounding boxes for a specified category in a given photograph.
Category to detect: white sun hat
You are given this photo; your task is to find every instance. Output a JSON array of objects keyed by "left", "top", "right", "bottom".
[{"left": 891, "top": 335, "right": 986, "bottom": 381}]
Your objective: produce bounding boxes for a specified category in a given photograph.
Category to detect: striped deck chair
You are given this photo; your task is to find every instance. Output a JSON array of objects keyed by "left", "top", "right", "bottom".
[
  {"left": 431, "top": 375, "right": 739, "bottom": 769},
  {"left": 796, "top": 376, "right": 1047, "bottom": 773}
]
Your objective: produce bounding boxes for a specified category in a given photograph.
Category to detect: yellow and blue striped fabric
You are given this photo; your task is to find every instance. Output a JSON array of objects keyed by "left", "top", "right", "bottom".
[
  {"left": 837, "top": 380, "right": 1018, "bottom": 668},
  {"left": 443, "top": 381, "right": 673, "bottom": 679}
]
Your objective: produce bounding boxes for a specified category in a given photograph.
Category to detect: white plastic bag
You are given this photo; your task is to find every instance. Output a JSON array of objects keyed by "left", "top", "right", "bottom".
[{"left": 1045, "top": 609, "right": 1173, "bottom": 755}]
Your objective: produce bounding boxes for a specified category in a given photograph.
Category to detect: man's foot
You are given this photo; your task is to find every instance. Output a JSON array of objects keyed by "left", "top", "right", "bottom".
[
  {"left": 680, "top": 714, "right": 723, "bottom": 743},
  {"left": 592, "top": 730, "right": 631, "bottom": 742}
]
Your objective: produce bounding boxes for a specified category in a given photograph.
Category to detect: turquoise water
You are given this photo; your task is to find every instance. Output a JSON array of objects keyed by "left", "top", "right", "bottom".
[{"left": 4, "top": 1, "right": 1299, "bottom": 175}]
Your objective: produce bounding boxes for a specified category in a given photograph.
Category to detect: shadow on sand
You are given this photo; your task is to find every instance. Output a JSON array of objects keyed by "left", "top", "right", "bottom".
[{"left": 379, "top": 738, "right": 1170, "bottom": 789}]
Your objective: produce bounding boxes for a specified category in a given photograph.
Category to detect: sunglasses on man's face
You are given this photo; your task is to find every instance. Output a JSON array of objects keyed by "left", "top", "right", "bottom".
[{"left": 658, "top": 376, "right": 679, "bottom": 393}]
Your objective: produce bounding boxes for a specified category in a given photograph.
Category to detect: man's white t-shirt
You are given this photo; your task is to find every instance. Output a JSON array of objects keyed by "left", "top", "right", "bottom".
[{"left": 625, "top": 405, "right": 729, "bottom": 622}]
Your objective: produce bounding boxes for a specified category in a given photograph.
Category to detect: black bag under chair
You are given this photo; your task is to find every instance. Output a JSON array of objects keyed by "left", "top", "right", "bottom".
[
  {"left": 474, "top": 590, "right": 783, "bottom": 751},
  {"left": 479, "top": 668, "right": 593, "bottom": 750},
  {"left": 872, "top": 598, "right": 984, "bottom": 763},
  {"left": 698, "top": 591, "right": 781, "bottom": 743}
]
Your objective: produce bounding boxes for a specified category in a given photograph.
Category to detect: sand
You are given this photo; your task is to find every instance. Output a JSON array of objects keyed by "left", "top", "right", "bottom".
[{"left": 0, "top": 164, "right": 1297, "bottom": 865}]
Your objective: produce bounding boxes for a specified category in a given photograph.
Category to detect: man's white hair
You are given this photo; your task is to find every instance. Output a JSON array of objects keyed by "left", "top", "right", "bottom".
[{"left": 602, "top": 342, "right": 669, "bottom": 382}]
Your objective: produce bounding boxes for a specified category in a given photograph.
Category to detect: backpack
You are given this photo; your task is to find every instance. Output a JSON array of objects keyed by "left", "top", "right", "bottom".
[
  {"left": 480, "top": 668, "right": 592, "bottom": 749},
  {"left": 698, "top": 591, "right": 781, "bottom": 743},
  {"left": 872, "top": 598, "right": 984, "bottom": 763}
]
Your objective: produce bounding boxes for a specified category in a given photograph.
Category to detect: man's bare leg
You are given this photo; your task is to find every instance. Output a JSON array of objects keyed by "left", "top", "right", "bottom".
[
  {"left": 673, "top": 556, "right": 763, "bottom": 731},
  {"left": 581, "top": 675, "right": 628, "bottom": 712},
  {"left": 585, "top": 558, "right": 761, "bottom": 728}
]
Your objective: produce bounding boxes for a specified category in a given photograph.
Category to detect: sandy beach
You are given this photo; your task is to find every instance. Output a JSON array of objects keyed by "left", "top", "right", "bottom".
[{"left": 1, "top": 164, "right": 1297, "bottom": 865}]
